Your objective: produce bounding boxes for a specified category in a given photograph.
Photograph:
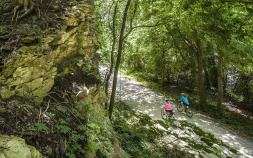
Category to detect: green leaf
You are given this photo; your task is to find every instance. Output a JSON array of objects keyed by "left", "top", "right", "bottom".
[
  {"left": 35, "top": 123, "right": 49, "bottom": 131},
  {"left": 213, "top": 147, "right": 221, "bottom": 153},
  {"left": 61, "top": 126, "right": 71, "bottom": 134},
  {"left": 229, "top": 148, "right": 238, "bottom": 154},
  {"left": 200, "top": 137, "right": 213, "bottom": 146},
  {"left": 57, "top": 106, "right": 67, "bottom": 113},
  {"left": 77, "top": 125, "right": 86, "bottom": 131},
  {"left": 59, "top": 118, "right": 67, "bottom": 124}
]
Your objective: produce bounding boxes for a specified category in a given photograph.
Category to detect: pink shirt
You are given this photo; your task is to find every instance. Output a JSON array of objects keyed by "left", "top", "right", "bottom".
[{"left": 165, "top": 102, "right": 172, "bottom": 110}]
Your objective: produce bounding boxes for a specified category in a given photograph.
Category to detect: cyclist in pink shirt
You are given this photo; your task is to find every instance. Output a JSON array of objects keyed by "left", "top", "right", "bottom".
[{"left": 161, "top": 98, "right": 175, "bottom": 118}]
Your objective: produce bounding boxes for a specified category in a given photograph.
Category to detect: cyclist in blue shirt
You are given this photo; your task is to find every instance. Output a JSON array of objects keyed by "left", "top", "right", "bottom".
[{"left": 179, "top": 93, "right": 189, "bottom": 109}]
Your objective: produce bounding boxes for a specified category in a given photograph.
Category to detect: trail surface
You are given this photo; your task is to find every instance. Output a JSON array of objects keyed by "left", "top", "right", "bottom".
[{"left": 100, "top": 67, "right": 253, "bottom": 158}]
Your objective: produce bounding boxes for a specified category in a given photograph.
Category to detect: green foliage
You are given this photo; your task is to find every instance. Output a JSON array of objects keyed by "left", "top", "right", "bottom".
[
  {"left": 26, "top": 127, "right": 35, "bottom": 135},
  {"left": 15, "top": 97, "right": 113, "bottom": 157},
  {"left": 95, "top": 0, "right": 253, "bottom": 114},
  {"left": 45, "top": 112, "right": 55, "bottom": 118},
  {"left": 61, "top": 101, "right": 113, "bottom": 158},
  {"left": 27, "top": 130, "right": 34, "bottom": 135},
  {"left": 226, "top": 88, "right": 244, "bottom": 103},
  {"left": 55, "top": 124, "right": 71, "bottom": 134},
  {"left": 57, "top": 106, "right": 67, "bottom": 113},
  {"left": 35, "top": 123, "right": 49, "bottom": 131},
  {"left": 113, "top": 103, "right": 238, "bottom": 157},
  {"left": 20, "top": 104, "right": 33, "bottom": 109},
  {"left": 0, "top": 3, "right": 5, "bottom": 10}
]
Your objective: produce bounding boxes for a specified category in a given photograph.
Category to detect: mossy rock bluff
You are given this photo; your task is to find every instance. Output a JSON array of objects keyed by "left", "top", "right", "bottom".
[
  {"left": 0, "top": 0, "right": 99, "bottom": 105},
  {"left": 0, "top": 135, "right": 43, "bottom": 158},
  {"left": 0, "top": 1, "right": 112, "bottom": 157}
]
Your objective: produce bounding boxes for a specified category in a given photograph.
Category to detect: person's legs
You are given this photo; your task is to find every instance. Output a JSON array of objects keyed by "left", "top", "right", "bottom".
[
  {"left": 169, "top": 110, "right": 175, "bottom": 118},
  {"left": 165, "top": 110, "right": 174, "bottom": 118},
  {"left": 184, "top": 102, "right": 188, "bottom": 108},
  {"left": 172, "top": 111, "right": 175, "bottom": 118},
  {"left": 164, "top": 110, "right": 168, "bottom": 118},
  {"left": 183, "top": 102, "right": 188, "bottom": 112},
  {"left": 181, "top": 101, "right": 184, "bottom": 108}
]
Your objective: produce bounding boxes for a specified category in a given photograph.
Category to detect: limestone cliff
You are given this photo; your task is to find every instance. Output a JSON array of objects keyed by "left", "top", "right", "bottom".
[
  {"left": 0, "top": 0, "right": 104, "bottom": 105},
  {"left": 0, "top": 0, "right": 119, "bottom": 157}
]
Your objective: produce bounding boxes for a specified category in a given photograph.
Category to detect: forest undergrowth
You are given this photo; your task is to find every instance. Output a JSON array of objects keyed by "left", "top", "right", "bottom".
[
  {"left": 121, "top": 69, "right": 253, "bottom": 140},
  {"left": 112, "top": 101, "right": 238, "bottom": 158},
  {"left": 112, "top": 102, "right": 192, "bottom": 158},
  {"left": 0, "top": 98, "right": 115, "bottom": 157}
]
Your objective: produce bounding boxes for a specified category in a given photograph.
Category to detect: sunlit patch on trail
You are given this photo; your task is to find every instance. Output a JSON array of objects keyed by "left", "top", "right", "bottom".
[
  {"left": 238, "top": 148, "right": 253, "bottom": 158},
  {"left": 175, "top": 116, "right": 187, "bottom": 121},
  {"left": 222, "top": 134, "right": 237, "bottom": 142},
  {"left": 194, "top": 113, "right": 212, "bottom": 119},
  {"left": 154, "top": 123, "right": 166, "bottom": 131}
]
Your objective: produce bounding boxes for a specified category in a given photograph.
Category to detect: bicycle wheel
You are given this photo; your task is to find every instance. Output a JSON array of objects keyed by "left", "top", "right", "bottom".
[
  {"left": 186, "top": 107, "right": 193, "bottom": 118},
  {"left": 161, "top": 110, "right": 167, "bottom": 119},
  {"left": 177, "top": 103, "right": 183, "bottom": 112}
]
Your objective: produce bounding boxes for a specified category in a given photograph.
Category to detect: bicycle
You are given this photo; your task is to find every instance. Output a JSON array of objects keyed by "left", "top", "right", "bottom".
[
  {"left": 177, "top": 103, "right": 193, "bottom": 118},
  {"left": 161, "top": 110, "right": 175, "bottom": 119}
]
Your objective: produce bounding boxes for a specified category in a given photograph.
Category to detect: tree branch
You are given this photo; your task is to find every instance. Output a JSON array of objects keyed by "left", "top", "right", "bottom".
[
  {"left": 176, "top": 25, "right": 197, "bottom": 53},
  {"left": 108, "top": 1, "right": 115, "bottom": 31},
  {"left": 123, "top": 16, "right": 171, "bottom": 40},
  {"left": 214, "top": 2, "right": 225, "bottom": 27},
  {"left": 129, "top": 0, "right": 138, "bottom": 31},
  {"left": 168, "top": 31, "right": 186, "bottom": 61}
]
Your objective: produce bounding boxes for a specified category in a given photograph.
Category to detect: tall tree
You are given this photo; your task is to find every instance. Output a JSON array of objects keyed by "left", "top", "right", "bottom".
[
  {"left": 104, "top": 1, "right": 118, "bottom": 109},
  {"left": 195, "top": 30, "right": 207, "bottom": 111},
  {"left": 177, "top": 27, "right": 207, "bottom": 111},
  {"left": 214, "top": 2, "right": 224, "bottom": 114},
  {"left": 109, "top": 0, "right": 132, "bottom": 119}
]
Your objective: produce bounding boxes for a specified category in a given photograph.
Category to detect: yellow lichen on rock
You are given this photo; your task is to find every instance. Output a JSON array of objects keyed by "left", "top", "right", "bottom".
[
  {"left": 0, "top": 135, "right": 43, "bottom": 158},
  {"left": 0, "top": 0, "right": 98, "bottom": 106},
  {"left": 1, "top": 89, "right": 15, "bottom": 100}
]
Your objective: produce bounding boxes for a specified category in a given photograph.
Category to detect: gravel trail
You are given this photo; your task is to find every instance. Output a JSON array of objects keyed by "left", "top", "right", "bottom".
[
  {"left": 113, "top": 75, "right": 253, "bottom": 158},
  {"left": 100, "top": 67, "right": 253, "bottom": 158}
]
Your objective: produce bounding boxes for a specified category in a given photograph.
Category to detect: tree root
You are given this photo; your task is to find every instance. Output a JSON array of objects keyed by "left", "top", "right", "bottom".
[{"left": 4, "top": 0, "right": 35, "bottom": 21}]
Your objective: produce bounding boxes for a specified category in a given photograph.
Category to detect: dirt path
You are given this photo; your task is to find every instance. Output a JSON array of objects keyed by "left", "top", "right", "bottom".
[{"left": 107, "top": 72, "right": 253, "bottom": 158}]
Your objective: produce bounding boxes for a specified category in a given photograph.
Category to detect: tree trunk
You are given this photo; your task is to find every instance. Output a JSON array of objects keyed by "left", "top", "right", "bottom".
[
  {"left": 195, "top": 32, "right": 207, "bottom": 111},
  {"left": 222, "top": 66, "right": 227, "bottom": 99},
  {"left": 217, "top": 54, "right": 223, "bottom": 114},
  {"left": 189, "top": 47, "right": 196, "bottom": 90},
  {"left": 109, "top": 0, "right": 131, "bottom": 120},
  {"left": 241, "top": 73, "right": 250, "bottom": 110},
  {"left": 162, "top": 50, "right": 165, "bottom": 86},
  {"left": 104, "top": 2, "right": 118, "bottom": 109},
  {"left": 209, "top": 57, "right": 218, "bottom": 89}
]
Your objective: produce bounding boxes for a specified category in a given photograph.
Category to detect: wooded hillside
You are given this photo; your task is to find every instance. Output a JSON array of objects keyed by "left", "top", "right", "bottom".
[{"left": 97, "top": 0, "right": 253, "bottom": 115}]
